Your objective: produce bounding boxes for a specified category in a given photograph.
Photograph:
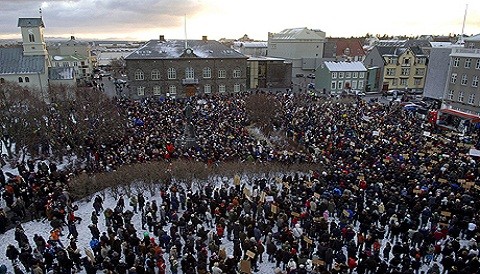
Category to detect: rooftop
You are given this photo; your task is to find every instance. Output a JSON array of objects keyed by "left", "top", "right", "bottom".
[
  {"left": 269, "top": 27, "right": 326, "bottom": 40},
  {"left": 0, "top": 47, "right": 46, "bottom": 75},
  {"left": 18, "top": 18, "right": 45, "bottom": 28},
  {"left": 125, "top": 39, "right": 247, "bottom": 60},
  {"left": 323, "top": 61, "right": 367, "bottom": 72}
]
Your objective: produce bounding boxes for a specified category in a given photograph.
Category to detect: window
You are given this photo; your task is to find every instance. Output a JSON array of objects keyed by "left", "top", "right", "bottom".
[
  {"left": 451, "top": 73, "right": 457, "bottom": 84},
  {"left": 337, "top": 81, "right": 343, "bottom": 89},
  {"left": 167, "top": 68, "right": 176, "bottom": 79},
  {"left": 458, "top": 91, "right": 464, "bottom": 102},
  {"left": 345, "top": 72, "right": 352, "bottom": 78},
  {"left": 338, "top": 72, "right": 344, "bottom": 79},
  {"left": 18, "top": 77, "right": 23, "bottom": 83},
  {"left": 465, "top": 58, "right": 472, "bottom": 68},
  {"left": 352, "top": 80, "right": 357, "bottom": 89},
  {"left": 417, "top": 58, "right": 425, "bottom": 65},
  {"left": 185, "top": 67, "right": 195, "bottom": 79},
  {"left": 29, "top": 33, "right": 35, "bottom": 42},
  {"left": 392, "top": 79, "right": 398, "bottom": 86},
  {"left": 469, "top": 93, "right": 475, "bottom": 104},
  {"left": 331, "top": 81, "right": 336, "bottom": 90},
  {"left": 353, "top": 72, "right": 358, "bottom": 78},
  {"left": 401, "top": 68, "right": 410, "bottom": 76},
  {"left": 400, "top": 78, "right": 408, "bottom": 86},
  {"left": 389, "top": 58, "right": 397, "bottom": 64},
  {"left": 153, "top": 86, "right": 162, "bottom": 95},
  {"left": 461, "top": 74, "right": 468, "bottom": 86},
  {"left": 448, "top": 90, "right": 454, "bottom": 100},
  {"left": 359, "top": 72, "right": 365, "bottom": 78},
  {"left": 473, "top": 76, "right": 479, "bottom": 87},
  {"left": 234, "top": 84, "right": 241, "bottom": 92},
  {"left": 332, "top": 72, "right": 337, "bottom": 79},
  {"left": 386, "top": 68, "right": 396, "bottom": 76},
  {"left": 218, "top": 69, "right": 226, "bottom": 79},
  {"left": 218, "top": 84, "right": 226, "bottom": 93},
  {"left": 168, "top": 85, "right": 177, "bottom": 95},
  {"left": 476, "top": 59, "right": 480, "bottom": 69},
  {"left": 453, "top": 58, "right": 459, "bottom": 67},
  {"left": 415, "top": 68, "right": 424, "bottom": 76},
  {"left": 233, "top": 69, "right": 241, "bottom": 78},
  {"left": 204, "top": 84, "right": 211, "bottom": 94},
  {"left": 151, "top": 69, "right": 160, "bottom": 80},
  {"left": 0, "top": 78, "right": 4, "bottom": 84},
  {"left": 25, "top": 77, "right": 29, "bottom": 83},
  {"left": 73, "top": 62, "right": 78, "bottom": 67},
  {"left": 63, "top": 62, "right": 69, "bottom": 67},
  {"left": 414, "top": 78, "right": 421, "bottom": 86},
  {"left": 358, "top": 80, "right": 364, "bottom": 89},
  {"left": 134, "top": 70, "right": 144, "bottom": 80},
  {"left": 137, "top": 86, "right": 145, "bottom": 96},
  {"left": 203, "top": 67, "right": 212, "bottom": 78},
  {"left": 403, "top": 58, "right": 410, "bottom": 66}
]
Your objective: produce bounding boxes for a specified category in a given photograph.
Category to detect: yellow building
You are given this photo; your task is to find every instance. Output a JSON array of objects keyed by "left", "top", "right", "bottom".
[
  {"left": 364, "top": 45, "right": 428, "bottom": 92},
  {"left": 380, "top": 46, "right": 428, "bottom": 92}
]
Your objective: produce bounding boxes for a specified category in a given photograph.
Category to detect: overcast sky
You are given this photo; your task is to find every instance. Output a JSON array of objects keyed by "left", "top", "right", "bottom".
[{"left": 1, "top": 0, "right": 479, "bottom": 41}]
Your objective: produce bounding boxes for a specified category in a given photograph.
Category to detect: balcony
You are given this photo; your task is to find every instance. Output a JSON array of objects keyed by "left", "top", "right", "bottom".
[{"left": 182, "top": 78, "right": 199, "bottom": 85}]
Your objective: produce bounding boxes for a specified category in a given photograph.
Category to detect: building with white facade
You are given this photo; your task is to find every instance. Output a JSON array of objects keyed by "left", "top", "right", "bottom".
[{"left": 315, "top": 61, "right": 367, "bottom": 95}]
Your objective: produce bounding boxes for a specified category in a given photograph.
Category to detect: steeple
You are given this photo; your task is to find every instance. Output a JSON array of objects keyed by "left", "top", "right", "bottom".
[{"left": 18, "top": 17, "right": 48, "bottom": 56}]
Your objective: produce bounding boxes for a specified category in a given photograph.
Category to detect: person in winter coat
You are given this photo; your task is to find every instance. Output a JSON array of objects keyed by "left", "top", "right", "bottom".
[
  {"left": 6, "top": 244, "right": 19, "bottom": 265},
  {"left": 292, "top": 223, "right": 303, "bottom": 239},
  {"left": 286, "top": 258, "right": 297, "bottom": 273},
  {"left": 267, "top": 240, "right": 277, "bottom": 262}
]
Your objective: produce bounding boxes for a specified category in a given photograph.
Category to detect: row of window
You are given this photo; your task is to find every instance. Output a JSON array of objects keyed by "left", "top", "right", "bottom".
[
  {"left": 451, "top": 73, "right": 479, "bottom": 87},
  {"left": 136, "top": 84, "right": 243, "bottom": 96},
  {"left": 387, "top": 57, "right": 426, "bottom": 65},
  {"left": 19, "top": 77, "right": 30, "bottom": 83},
  {"left": 386, "top": 68, "right": 425, "bottom": 76},
  {"left": 135, "top": 67, "right": 242, "bottom": 81},
  {"left": 331, "top": 72, "right": 365, "bottom": 79},
  {"left": 448, "top": 90, "right": 477, "bottom": 105},
  {"left": 452, "top": 57, "right": 480, "bottom": 69},
  {"left": 330, "top": 80, "right": 364, "bottom": 90},
  {"left": 389, "top": 78, "right": 423, "bottom": 86}
]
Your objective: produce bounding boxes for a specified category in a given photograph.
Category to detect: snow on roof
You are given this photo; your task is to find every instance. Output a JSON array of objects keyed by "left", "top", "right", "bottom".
[
  {"left": 323, "top": 61, "right": 366, "bottom": 72},
  {"left": 233, "top": 41, "right": 268, "bottom": 48},
  {"left": 270, "top": 27, "right": 326, "bottom": 40},
  {"left": 465, "top": 34, "right": 480, "bottom": 42},
  {"left": 125, "top": 39, "right": 246, "bottom": 60}
]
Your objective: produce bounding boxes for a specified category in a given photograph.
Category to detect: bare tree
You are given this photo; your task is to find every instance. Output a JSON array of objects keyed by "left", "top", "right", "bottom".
[{"left": 244, "top": 93, "right": 281, "bottom": 137}]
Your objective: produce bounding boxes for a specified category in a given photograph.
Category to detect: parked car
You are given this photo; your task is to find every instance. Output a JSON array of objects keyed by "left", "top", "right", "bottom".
[
  {"left": 349, "top": 90, "right": 366, "bottom": 97},
  {"left": 386, "top": 89, "right": 405, "bottom": 96}
]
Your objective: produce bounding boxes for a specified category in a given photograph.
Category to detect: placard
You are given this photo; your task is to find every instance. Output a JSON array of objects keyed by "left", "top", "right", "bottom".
[
  {"left": 418, "top": 153, "right": 425, "bottom": 157},
  {"left": 354, "top": 156, "right": 361, "bottom": 161},
  {"left": 234, "top": 174, "right": 241, "bottom": 186},
  {"left": 243, "top": 188, "right": 251, "bottom": 197},
  {"left": 438, "top": 178, "right": 448, "bottom": 183},
  {"left": 312, "top": 259, "right": 325, "bottom": 266},
  {"left": 343, "top": 210, "right": 350, "bottom": 217},
  {"left": 413, "top": 189, "right": 422, "bottom": 194},
  {"left": 314, "top": 192, "right": 320, "bottom": 199},
  {"left": 271, "top": 204, "right": 278, "bottom": 213},
  {"left": 246, "top": 250, "right": 256, "bottom": 259},
  {"left": 458, "top": 179, "right": 466, "bottom": 184},
  {"left": 240, "top": 260, "right": 251, "bottom": 274},
  {"left": 441, "top": 211, "right": 452, "bottom": 217},
  {"left": 259, "top": 191, "right": 266, "bottom": 203},
  {"left": 303, "top": 235, "right": 313, "bottom": 245},
  {"left": 474, "top": 184, "right": 480, "bottom": 191},
  {"left": 291, "top": 212, "right": 300, "bottom": 217},
  {"left": 266, "top": 196, "right": 274, "bottom": 202}
]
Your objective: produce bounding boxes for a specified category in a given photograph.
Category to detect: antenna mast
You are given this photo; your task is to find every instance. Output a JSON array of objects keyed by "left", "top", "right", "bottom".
[
  {"left": 39, "top": 7, "right": 43, "bottom": 18},
  {"left": 184, "top": 14, "right": 188, "bottom": 49},
  {"left": 460, "top": 3, "right": 468, "bottom": 44}
]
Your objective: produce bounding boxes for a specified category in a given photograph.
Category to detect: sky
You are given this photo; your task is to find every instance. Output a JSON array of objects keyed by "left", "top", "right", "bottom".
[{"left": 1, "top": 0, "right": 480, "bottom": 41}]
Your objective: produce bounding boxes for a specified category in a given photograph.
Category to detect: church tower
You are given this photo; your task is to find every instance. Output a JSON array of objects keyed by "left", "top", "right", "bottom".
[{"left": 18, "top": 17, "right": 48, "bottom": 56}]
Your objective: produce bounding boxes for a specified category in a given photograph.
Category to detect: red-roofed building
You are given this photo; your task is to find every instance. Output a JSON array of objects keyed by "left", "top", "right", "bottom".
[{"left": 326, "top": 38, "right": 366, "bottom": 62}]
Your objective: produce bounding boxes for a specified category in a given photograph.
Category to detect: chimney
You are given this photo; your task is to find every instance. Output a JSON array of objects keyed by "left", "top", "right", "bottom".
[
  {"left": 202, "top": 35, "right": 208, "bottom": 42},
  {"left": 70, "top": 36, "right": 75, "bottom": 40},
  {"left": 159, "top": 35, "right": 165, "bottom": 41}
]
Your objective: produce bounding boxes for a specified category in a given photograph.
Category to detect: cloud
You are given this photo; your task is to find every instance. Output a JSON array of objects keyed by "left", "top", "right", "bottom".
[{"left": 0, "top": 0, "right": 205, "bottom": 39}]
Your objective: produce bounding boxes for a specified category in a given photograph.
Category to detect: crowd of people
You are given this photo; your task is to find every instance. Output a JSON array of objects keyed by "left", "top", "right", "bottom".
[{"left": 0, "top": 91, "right": 480, "bottom": 274}]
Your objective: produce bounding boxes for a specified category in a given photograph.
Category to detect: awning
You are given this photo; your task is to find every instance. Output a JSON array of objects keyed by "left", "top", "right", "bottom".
[{"left": 439, "top": 109, "right": 480, "bottom": 123}]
